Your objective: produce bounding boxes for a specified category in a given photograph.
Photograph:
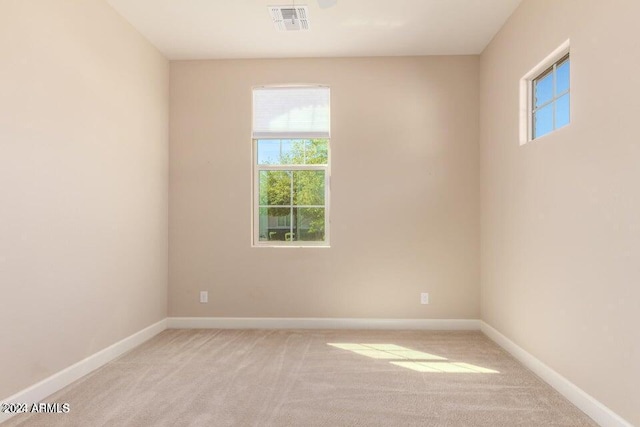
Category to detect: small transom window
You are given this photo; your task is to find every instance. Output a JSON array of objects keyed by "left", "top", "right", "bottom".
[
  {"left": 519, "top": 40, "right": 571, "bottom": 145},
  {"left": 532, "top": 54, "right": 570, "bottom": 139}
]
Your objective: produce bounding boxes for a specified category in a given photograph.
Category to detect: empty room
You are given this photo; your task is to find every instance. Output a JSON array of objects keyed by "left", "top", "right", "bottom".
[{"left": 1, "top": 0, "right": 638, "bottom": 425}]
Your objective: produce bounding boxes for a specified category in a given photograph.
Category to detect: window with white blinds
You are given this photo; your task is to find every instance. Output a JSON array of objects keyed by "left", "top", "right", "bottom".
[{"left": 252, "top": 86, "right": 331, "bottom": 247}]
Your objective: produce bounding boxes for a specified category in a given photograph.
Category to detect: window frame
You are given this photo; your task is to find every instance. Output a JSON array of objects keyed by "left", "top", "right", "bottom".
[
  {"left": 251, "top": 84, "right": 331, "bottom": 248},
  {"left": 531, "top": 53, "right": 570, "bottom": 139},
  {"left": 519, "top": 40, "right": 571, "bottom": 145},
  {"left": 252, "top": 140, "right": 331, "bottom": 248}
]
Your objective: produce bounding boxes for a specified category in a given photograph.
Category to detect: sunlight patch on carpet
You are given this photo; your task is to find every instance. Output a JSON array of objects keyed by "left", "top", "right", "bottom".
[{"left": 327, "top": 343, "right": 499, "bottom": 374}]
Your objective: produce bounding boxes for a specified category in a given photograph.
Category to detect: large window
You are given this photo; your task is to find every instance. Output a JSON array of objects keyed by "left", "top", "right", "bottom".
[{"left": 252, "top": 86, "right": 330, "bottom": 247}]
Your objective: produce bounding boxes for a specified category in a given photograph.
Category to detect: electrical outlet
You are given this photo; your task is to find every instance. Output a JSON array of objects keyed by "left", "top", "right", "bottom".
[
  {"left": 200, "top": 291, "right": 208, "bottom": 303},
  {"left": 420, "top": 292, "right": 429, "bottom": 305}
]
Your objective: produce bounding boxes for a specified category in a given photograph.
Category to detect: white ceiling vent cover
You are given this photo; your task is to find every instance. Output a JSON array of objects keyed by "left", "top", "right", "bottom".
[{"left": 268, "top": 5, "right": 310, "bottom": 32}]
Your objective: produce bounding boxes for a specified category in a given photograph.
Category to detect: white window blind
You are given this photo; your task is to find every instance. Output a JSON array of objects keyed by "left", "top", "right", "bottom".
[{"left": 252, "top": 86, "right": 330, "bottom": 139}]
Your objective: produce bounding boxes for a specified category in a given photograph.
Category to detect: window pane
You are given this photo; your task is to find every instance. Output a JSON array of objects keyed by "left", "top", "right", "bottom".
[
  {"left": 534, "top": 72, "right": 553, "bottom": 107},
  {"left": 556, "top": 59, "right": 570, "bottom": 94},
  {"left": 259, "top": 207, "right": 291, "bottom": 241},
  {"left": 257, "top": 140, "right": 280, "bottom": 164},
  {"left": 280, "top": 140, "right": 306, "bottom": 164},
  {"left": 305, "top": 139, "right": 328, "bottom": 164},
  {"left": 293, "top": 208, "right": 325, "bottom": 241},
  {"left": 556, "top": 93, "right": 570, "bottom": 128},
  {"left": 293, "top": 171, "right": 325, "bottom": 206},
  {"left": 257, "top": 139, "right": 328, "bottom": 166},
  {"left": 259, "top": 171, "right": 291, "bottom": 206},
  {"left": 534, "top": 103, "right": 553, "bottom": 139}
]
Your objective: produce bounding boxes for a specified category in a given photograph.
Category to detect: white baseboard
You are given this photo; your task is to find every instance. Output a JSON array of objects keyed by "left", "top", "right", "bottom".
[
  {"left": 167, "top": 317, "right": 480, "bottom": 330},
  {"left": 0, "top": 319, "right": 167, "bottom": 425},
  {"left": 480, "top": 321, "right": 632, "bottom": 427}
]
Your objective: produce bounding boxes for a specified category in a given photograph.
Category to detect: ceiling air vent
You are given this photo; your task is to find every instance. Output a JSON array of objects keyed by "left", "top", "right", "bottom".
[{"left": 268, "top": 5, "right": 310, "bottom": 32}]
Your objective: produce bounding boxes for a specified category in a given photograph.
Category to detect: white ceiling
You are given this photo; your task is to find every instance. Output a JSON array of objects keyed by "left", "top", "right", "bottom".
[{"left": 106, "top": 0, "right": 522, "bottom": 60}]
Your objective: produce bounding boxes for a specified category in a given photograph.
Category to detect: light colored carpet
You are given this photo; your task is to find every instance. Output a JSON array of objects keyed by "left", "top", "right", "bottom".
[{"left": 5, "top": 329, "right": 597, "bottom": 426}]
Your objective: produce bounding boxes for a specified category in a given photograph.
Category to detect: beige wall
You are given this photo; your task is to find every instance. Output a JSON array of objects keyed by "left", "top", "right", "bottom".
[
  {"left": 480, "top": 0, "right": 640, "bottom": 424},
  {"left": 2, "top": 0, "right": 636, "bottom": 422},
  {"left": 170, "top": 57, "right": 480, "bottom": 319},
  {"left": 0, "top": 1, "right": 169, "bottom": 399}
]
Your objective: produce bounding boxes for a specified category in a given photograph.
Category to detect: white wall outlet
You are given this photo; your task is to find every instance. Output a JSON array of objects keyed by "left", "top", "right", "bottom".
[
  {"left": 200, "top": 291, "right": 208, "bottom": 303},
  {"left": 420, "top": 292, "right": 429, "bottom": 305}
]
